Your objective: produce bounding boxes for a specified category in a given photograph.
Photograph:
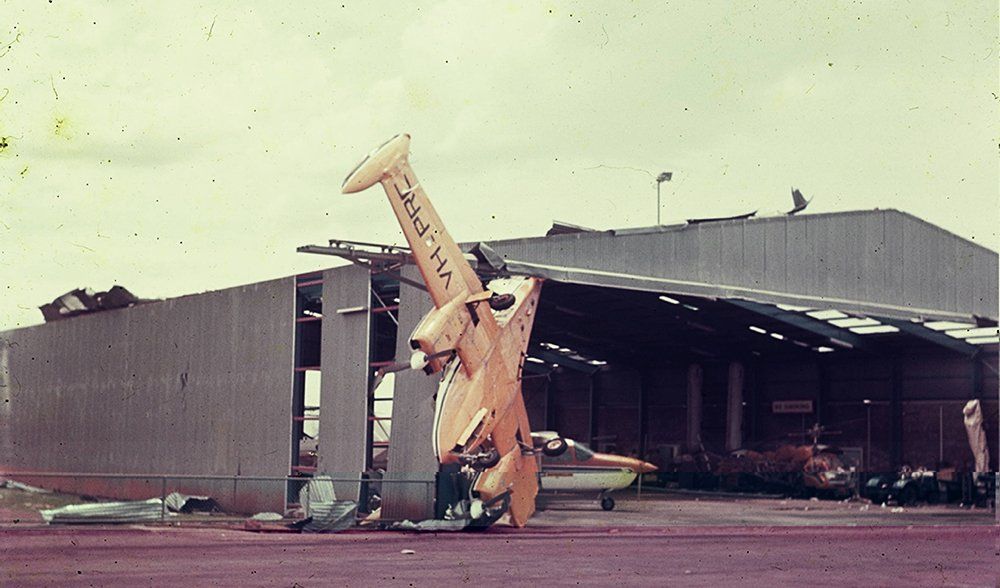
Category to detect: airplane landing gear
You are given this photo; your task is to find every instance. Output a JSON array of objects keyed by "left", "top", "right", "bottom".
[
  {"left": 488, "top": 293, "right": 516, "bottom": 311},
  {"left": 459, "top": 447, "right": 500, "bottom": 470},
  {"left": 469, "top": 498, "right": 485, "bottom": 520},
  {"left": 600, "top": 492, "right": 615, "bottom": 511},
  {"left": 542, "top": 437, "right": 568, "bottom": 457},
  {"left": 464, "top": 491, "right": 512, "bottom": 530}
]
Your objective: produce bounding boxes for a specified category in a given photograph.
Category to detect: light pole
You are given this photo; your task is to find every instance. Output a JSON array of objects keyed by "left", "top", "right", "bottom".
[{"left": 656, "top": 172, "right": 672, "bottom": 225}]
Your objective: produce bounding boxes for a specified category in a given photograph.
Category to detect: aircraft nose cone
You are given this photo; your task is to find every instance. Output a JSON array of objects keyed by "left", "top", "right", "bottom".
[{"left": 639, "top": 461, "right": 658, "bottom": 474}]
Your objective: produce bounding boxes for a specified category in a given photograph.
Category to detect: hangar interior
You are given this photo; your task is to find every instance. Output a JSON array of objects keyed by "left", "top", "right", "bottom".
[{"left": 519, "top": 280, "right": 998, "bottom": 474}]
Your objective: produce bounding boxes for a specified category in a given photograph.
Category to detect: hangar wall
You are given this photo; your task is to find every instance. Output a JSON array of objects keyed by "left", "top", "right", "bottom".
[{"left": 0, "top": 277, "right": 296, "bottom": 513}]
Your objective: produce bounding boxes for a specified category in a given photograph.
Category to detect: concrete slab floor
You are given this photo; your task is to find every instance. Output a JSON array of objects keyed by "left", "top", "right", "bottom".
[
  {"left": 2, "top": 524, "right": 996, "bottom": 587},
  {"left": 534, "top": 490, "right": 996, "bottom": 527},
  {"left": 1, "top": 490, "right": 995, "bottom": 586}
]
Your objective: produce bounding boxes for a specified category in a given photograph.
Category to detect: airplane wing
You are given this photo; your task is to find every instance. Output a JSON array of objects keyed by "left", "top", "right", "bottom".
[{"left": 472, "top": 391, "right": 539, "bottom": 527}]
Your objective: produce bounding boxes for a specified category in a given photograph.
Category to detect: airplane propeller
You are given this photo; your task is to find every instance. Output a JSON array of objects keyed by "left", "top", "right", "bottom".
[{"left": 371, "top": 349, "right": 456, "bottom": 391}]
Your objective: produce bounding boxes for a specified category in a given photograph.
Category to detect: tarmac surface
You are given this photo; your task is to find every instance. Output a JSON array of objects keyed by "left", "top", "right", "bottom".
[{"left": 1, "top": 490, "right": 997, "bottom": 586}]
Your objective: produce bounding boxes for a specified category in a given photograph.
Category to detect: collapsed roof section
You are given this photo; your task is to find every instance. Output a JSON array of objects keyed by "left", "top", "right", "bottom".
[
  {"left": 39, "top": 286, "right": 153, "bottom": 323},
  {"left": 483, "top": 209, "right": 998, "bottom": 324},
  {"left": 520, "top": 282, "right": 997, "bottom": 373}
]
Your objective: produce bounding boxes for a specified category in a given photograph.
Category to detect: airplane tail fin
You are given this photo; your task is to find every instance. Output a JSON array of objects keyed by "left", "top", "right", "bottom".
[
  {"left": 342, "top": 134, "right": 412, "bottom": 194},
  {"left": 341, "top": 134, "right": 484, "bottom": 308}
]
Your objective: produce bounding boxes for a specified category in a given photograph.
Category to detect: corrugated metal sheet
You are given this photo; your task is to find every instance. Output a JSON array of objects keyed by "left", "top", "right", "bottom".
[
  {"left": 300, "top": 500, "right": 357, "bottom": 533},
  {"left": 0, "top": 277, "right": 296, "bottom": 513},
  {"left": 481, "top": 210, "right": 998, "bottom": 321},
  {"left": 41, "top": 498, "right": 164, "bottom": 524},
  {"left": 298, "top": 475, "right": 336, "bottom": 513},
  {"left": 318, "top": 265, "right": 371, "bottom": 501}
]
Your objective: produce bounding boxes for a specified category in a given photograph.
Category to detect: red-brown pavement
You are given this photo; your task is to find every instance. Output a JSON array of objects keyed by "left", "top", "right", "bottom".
[
  {"left": 2, "top": 524, "right": 997, "bottom": 587},
  {"left": 3, "top": 491, "right": 997, "bottom": 586}
]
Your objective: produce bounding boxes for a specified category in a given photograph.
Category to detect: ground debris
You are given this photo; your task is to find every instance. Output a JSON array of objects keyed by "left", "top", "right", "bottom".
[
  {"left": 389, "top": 518, "right": 470, "bottom": 532},
  {"left": 294, "top": 500, "right": 357, "bottom": 533},
  {"left": 41, "top": 498, "right": 163, "bottom": 524},
  {"left": 164, "top": 492, "right": 218, "bottom": 513},
  {"left": 1, "top": 479, "right": 51, "bottom": 494}
]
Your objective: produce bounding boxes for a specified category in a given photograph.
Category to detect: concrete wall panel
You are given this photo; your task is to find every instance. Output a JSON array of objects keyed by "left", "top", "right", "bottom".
[
  {"left": 318, "top": 264, "right": 371, "bottom": 500},
  {"left": 382, "top": 265, "right": 438, "bottom": 521}
]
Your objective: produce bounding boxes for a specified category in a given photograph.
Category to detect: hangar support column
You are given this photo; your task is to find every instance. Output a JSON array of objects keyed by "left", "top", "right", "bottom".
[
  {"left": 639, "top": 371, "right": 651, "bottom": 459},
  {"left": 686, "top": 364, "right": 703, "bottom": 451},
  {"left": 890, "top": 359, "right": 903, "bottom": 470},
  {"left": 972, "top": 352, "right": 983, "bottom": 401},
  {"left": 587, "top": 375, "right": 599, "bottom": 447},
  {"left": 382, "top": 266, "right": 438, "bottom": 521},
  {"left": 319, "top": 265, "right": 372, "bottom": 502},
  {"left": 725, "top": 362, "right": 744, "bottom": 452}
]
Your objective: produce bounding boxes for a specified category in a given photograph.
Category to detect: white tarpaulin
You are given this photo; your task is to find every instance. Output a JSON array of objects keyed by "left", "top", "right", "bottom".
[{"left": 962, "top": 399, "right": 990, "bottom": 473}]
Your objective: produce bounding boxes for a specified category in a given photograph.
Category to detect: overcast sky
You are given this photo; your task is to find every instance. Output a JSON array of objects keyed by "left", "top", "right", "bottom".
[{"left": 1, "top": 2, "right": 997, "bottom": 331}]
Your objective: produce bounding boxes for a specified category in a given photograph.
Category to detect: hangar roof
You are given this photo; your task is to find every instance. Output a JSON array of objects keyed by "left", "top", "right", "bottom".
[{"left": 482, "top": 209, "right": 998, "bottom": 324}]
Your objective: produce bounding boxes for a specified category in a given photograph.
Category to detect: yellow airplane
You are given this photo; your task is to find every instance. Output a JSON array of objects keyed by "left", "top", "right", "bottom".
[{"left": 342, "top": 134, "right": 566, "bottom": 527}]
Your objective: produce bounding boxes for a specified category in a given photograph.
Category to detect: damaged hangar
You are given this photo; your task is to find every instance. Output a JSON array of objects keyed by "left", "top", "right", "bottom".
[{"left": 1, "top": 208, "right": 997, "bottom": 517}]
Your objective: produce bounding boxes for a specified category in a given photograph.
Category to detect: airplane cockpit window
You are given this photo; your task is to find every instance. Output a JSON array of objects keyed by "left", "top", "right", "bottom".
[
  {"left": 544, "top": 445, "right": 576, "bottom": 463},
  {"left": 573, "top": 442, "right": 595, "bottom": 462}
]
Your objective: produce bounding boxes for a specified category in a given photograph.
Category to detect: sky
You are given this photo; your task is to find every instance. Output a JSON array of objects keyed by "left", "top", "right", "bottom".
[{"left": 1, "top": 1, "right": 997, "bottom": 331}]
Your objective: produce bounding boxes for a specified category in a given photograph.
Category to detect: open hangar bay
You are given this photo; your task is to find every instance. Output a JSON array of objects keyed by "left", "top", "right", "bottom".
[{"left": 1, "top": 208, "right": 996, "bottom": 519}]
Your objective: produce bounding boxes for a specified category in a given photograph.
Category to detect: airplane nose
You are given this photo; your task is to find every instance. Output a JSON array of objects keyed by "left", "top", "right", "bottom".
[{"left": 638, "top": 461, "right": 658, "bottom": 474}]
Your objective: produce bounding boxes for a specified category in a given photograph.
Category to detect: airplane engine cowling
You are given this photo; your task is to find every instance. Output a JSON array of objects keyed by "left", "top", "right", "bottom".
[{"left": 409, "top": 294, "right": 473, "bottom": 374}]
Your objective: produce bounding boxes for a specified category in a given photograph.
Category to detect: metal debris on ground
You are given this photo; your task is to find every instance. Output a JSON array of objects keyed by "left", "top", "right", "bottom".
[
  {"left": 40, "top": 498, "right": 164, "bottom": 524},
  {"left": 164, "top": 492, "right": 217, "bottom": 513},
  {"left": 298, "top": 475, "right": 336, "bottom": 514},
  {"left": 250, "top": 512, "right": 284, "bottom": 522},
  {"left": 1, "top": 479, "right": 52, "bottom": 494},
  {"left": 296, "top": 500, "right": 357, "bottom": 533},
  {"left": 389, "top": 518, "right": 471, "bottom": 532}
]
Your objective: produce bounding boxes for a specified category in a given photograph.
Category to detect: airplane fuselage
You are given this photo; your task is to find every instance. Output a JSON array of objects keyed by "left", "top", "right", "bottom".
[{"left": 342, "top": 135, "right": 545, "bottom": 527}]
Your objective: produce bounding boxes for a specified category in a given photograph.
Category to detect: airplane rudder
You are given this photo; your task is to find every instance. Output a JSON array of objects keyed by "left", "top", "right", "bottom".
[{"left": 341, "top": 133, "right": 412, "bottom": 194}]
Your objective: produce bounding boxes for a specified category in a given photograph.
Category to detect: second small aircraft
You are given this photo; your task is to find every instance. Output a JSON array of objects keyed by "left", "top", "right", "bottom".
[{"left": 533, "top": 432, "right": 657, "bottom": 511}]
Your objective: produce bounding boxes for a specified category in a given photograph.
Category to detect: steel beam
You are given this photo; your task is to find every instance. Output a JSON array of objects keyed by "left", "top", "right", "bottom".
[{"left": 531, "top": 347, "right": 602, "bottom": 375}]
